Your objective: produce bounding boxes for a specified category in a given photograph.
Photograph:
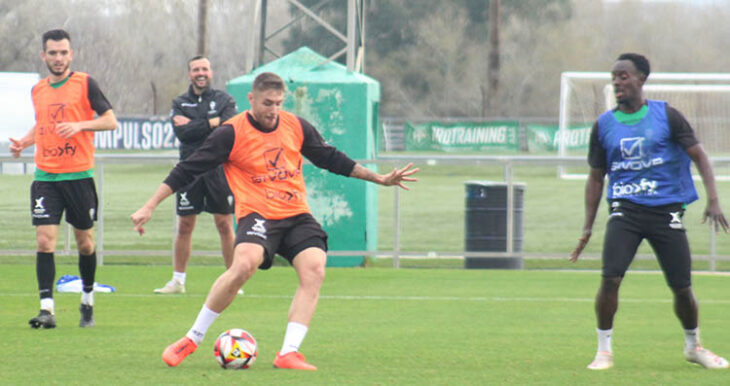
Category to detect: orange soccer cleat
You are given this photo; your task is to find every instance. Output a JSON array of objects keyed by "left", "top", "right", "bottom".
[
  {"left": 273, "top": 351, "right": 317, "bottom": 371},
  {"left": 162, "top": 336, "right": 198, "bottom": 367}
]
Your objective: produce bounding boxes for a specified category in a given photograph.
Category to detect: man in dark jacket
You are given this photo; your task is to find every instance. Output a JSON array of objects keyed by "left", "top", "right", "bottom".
[{"left": 154, "top": 56, "right": 238, "bottom": 294}]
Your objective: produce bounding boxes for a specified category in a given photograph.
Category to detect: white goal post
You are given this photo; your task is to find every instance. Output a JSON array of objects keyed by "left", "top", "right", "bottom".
[{"left": 558, "top": 71, "right": 730, "bottom": 179}]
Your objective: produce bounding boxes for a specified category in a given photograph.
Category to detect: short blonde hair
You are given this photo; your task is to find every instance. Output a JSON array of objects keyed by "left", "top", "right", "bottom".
[{"left": 252, "top": 72, "right": 286, "bottom": 92}]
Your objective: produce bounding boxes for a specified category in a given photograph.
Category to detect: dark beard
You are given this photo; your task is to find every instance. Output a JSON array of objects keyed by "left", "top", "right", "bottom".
[
  {"left": 192, "top": 83, "right": 209, "bottom": 95},
  {"left": 47, "top": 63, "right": 67, "bottom": 76}
]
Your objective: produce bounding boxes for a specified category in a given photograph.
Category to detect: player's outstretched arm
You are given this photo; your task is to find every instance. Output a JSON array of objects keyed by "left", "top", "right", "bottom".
[
  {"left": 571, "top": 167, "right": 605, "bottom": 262},
  {"left": 130, "top": 183, "right": 174, "bottom": 235},
  {"left": 686, "top": 143, "right": 729, "bottom": 233},
  {"left": 133, "top": 127, "right": 231, "bottom": 235},
  {"left": 349, "top": 162, "right": 419, "bottom": 190}
]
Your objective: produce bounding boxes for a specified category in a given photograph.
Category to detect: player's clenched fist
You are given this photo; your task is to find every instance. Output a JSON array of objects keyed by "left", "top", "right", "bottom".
[{"left": 130, "top": 206, "right": 153, "bottom": 235}]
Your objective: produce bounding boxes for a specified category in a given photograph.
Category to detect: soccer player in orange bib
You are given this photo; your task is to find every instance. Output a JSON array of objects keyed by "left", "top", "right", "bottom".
[
  {"left": 9, "top": 29, "right": 117, "bottom": 329},
  {"left": 131, "top": 72, "right": 418, "bottom": 370}
]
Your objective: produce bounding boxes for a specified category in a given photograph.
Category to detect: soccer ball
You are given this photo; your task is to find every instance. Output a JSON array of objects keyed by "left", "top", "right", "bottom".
[{"left": 213, "top": 329, "right": 258, "bottom": 369}]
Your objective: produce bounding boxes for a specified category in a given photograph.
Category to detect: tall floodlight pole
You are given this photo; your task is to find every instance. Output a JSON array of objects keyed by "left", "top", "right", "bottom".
[{"left": 252, "top": 0, "right": 365, "bottom": 73}]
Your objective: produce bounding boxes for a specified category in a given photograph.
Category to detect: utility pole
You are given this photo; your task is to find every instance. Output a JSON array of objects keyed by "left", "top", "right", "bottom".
[
  {"left": 197, "top": 0, "right": 208, "bottom": 56},
  {"left": 482, "top": 0, "right": 500, "bottom": 117},
  {"left": 257, "top": 0, "right": 268, "bottom": 68}
]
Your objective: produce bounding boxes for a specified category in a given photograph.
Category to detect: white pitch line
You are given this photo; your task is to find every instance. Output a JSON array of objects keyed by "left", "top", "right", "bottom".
[{"left": 3, "top": 292, "right": 730, "bottom": 305}]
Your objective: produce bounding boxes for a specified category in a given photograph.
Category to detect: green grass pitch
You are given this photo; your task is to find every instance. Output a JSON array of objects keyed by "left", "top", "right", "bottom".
[
  {"left": 1, "top": 264, "right": 729, "bottom": 384},
  {"left": 2, "top": 159, "right": 730, "bottom": 383}
]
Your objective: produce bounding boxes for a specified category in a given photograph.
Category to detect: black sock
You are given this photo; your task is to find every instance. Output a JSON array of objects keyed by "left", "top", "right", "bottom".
[
  {"left": 36, "top": 252, "right": 55, "bottom": 299},
  {"left": 79, "top": 251, "right": 97, "bottom": 293}
]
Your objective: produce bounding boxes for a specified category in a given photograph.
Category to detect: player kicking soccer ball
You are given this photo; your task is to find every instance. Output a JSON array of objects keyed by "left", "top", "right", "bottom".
[{"left": 131, "top": 72, "right": 418, "bottom": 370}]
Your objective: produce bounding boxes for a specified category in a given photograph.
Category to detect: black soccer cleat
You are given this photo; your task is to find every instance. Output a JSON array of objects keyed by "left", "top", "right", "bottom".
[
  {"left": 79, "top": 304, "right": 95, "bottom": 328},
  {"left": 29, "top": 310, "right": 57, "bottom": 329}
]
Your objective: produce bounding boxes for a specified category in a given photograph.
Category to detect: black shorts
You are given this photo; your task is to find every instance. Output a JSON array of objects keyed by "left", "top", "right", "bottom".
[
  {"left": 235, "top": 212, "right": 328, "bottom": 270},
  {"left": 176, "top": 166, "right": 234, "bottom": 216},
  {"left": 30, "top": 178, "right": 98, "bottom": 230},
  {"left": 602, "top": 200, "right": 692, "bottom": 289}
]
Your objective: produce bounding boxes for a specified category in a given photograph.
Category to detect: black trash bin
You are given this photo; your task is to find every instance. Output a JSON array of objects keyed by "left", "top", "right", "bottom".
[{"left": 464, "top": 181, "right": 525, "bottom": 269}]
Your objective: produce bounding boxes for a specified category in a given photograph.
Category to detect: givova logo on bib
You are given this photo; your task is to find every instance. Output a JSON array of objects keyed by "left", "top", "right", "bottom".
[
  {"left": 620, "top": 137, "right": 644, "bottom": 159},
  {"left": 612, "top": 137, "right": 664, "bottom": 171}
]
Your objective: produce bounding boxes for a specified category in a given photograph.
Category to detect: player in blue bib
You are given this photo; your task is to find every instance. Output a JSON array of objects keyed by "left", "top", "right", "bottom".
[{"left": 570, "top": 53, "right": 729, "bottom": 370}]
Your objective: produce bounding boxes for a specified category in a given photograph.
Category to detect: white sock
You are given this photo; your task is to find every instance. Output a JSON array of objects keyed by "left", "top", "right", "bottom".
[
  {"left": 684, "top": 327, "right": 700, "bottom": 351},
  {"left": 597, "top": 328, "right": 613, "bottom": 353},
  {"left": 185, "top": 305, "right": 219, "bottom": 345},
  {"left": 173, "top": 271, "right": 186, "bottom": 284},
  {"left": 40, "top": 298, "right": 54, "bottom": 314},
  {"left": 280, "top": 322, "right": 308, "bottom": 355},
  {"left": 81, "top": 290, "right": 94, "bottom": 306}
]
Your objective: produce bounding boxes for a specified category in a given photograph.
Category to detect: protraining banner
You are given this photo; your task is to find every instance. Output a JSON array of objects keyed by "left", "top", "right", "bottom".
[
  {"left": 405, "top": 121, "right": 520, "bottom": 151},
  {"left": 526, "top": 124, "right": 591, "bottom": 151},
  {"left": 94, "top": 117, "right": 179, "bottom": 150}
]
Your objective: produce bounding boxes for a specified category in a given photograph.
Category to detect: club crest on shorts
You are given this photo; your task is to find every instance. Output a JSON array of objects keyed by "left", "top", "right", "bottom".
[
  {"left": 609, "top": 201, "right": 623, "bottom": 217},
  {"left": 246, "top": 219, "right": 267, "bottom": 239},
  {"left": 669, "top": 211, "right": 684, "bottom": 230},
  {"left": 34, "top": 197, "right": 45, "bottom": 213},
  {"left": 32, "top": 196, "right": 50, "bottom": 219},
  {"left": 178, "top": 191, "right": 194, "bottom": 211},
  {"left": 179, "top": 192, "right": 191, "bottom": 207}
]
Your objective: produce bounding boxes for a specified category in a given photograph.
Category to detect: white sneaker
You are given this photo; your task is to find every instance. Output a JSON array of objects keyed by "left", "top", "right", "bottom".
[
  {"left": 153, "top": 279, "right": 185, "bottom": 294},
  {"left": 237, "top": 288, "right": 244, "bottom": 295},
  {"left": 587, "top": 351, "right": 614, "bottom": 370},
  {"left": 684, "top": 346, "right": 729, "bottom": 369}
]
